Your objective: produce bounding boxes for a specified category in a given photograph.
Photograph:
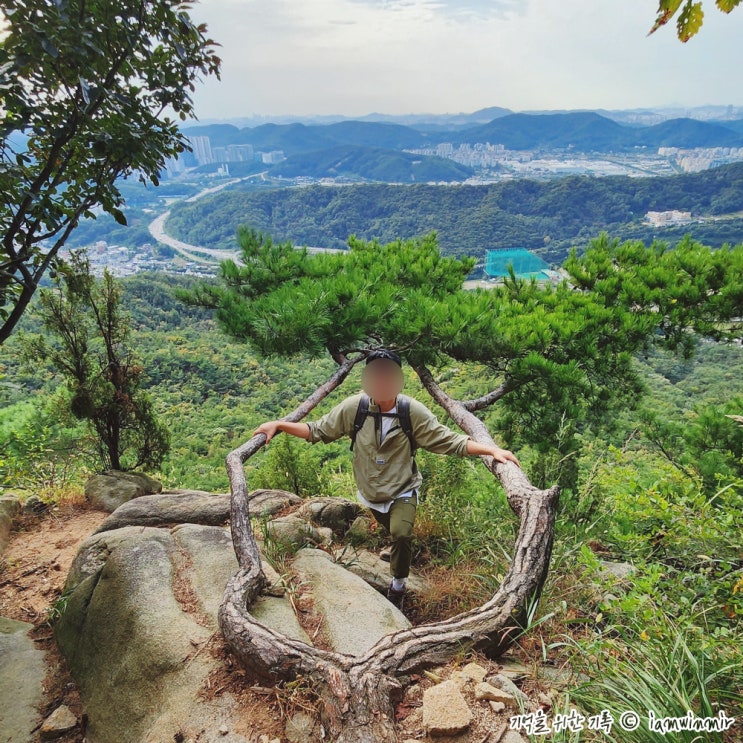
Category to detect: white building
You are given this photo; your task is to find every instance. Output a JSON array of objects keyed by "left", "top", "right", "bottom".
[
  {"left": 645, "top": 210, "right": 693, "bottom": 227},
  {"left": 188, "top": 136, "right": 213, "bottom": 166}
]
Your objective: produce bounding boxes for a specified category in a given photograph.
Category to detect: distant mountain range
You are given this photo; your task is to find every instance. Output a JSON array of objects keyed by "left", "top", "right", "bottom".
[
  {"left": 181, "top": 111, "right": 743, "bottom": 182},
  {"left": 187, "top": 105, "right": 743, "bottom": 129},
  {"left": 450, "top": 112, "right": 743, "bottom": 151},
  {"left": 186, "top": 111, "right": 743, "bottom": 155}
]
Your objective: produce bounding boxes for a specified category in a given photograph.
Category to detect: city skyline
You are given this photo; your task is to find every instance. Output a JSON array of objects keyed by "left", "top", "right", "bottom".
[{"left": 187, "top": 0, "right": 743, "bottom": 120}]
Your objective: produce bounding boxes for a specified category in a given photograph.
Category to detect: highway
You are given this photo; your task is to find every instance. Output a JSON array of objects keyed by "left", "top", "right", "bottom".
[{"left": 148, "top": 174, "right": 345, "bottom": 264}]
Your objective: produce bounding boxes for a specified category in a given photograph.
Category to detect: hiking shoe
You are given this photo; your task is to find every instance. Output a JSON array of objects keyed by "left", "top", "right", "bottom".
[
  {"left": 387, "top": 582, "right": 407, "bottom": 610},
  {"left": 379, "top": 545, "right": 392, "bottom": 562}
]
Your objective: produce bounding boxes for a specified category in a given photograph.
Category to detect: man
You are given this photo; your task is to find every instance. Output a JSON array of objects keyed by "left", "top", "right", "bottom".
[{"left": 254, "top": 349, "right": 520, "bottom": 610}]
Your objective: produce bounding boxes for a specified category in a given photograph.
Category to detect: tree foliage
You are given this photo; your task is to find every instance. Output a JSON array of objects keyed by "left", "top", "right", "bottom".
[
  {"left": 22, "top": 252, "right": 170, "bottom": 471},
  {"left": 650, "top": 0, "right": 742, "bottom": 41},
  {"left": 0, "top": 0, "right": 220, "bottom": 344},
  {"left": 185, "top": 230, "right": 742, "bottom": 462}
]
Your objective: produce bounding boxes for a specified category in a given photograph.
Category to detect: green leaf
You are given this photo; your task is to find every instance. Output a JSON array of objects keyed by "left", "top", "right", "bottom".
[
  {"left": 111, "top": 208, "right": 127, "bottom": 226},
  {"left": 677, "top": 0, "right": 705, "bottom": 40},
  {"left": 649, "top": 0, "right": 684, "bottom": 34},
  {"left": 716, "top": 0, "right": 742, "bottom": 11}
]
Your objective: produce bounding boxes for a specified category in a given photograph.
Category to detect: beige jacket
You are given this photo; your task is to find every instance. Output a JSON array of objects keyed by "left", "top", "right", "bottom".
[{"left": 306, "top": 392, "right": 470, "bottom": 504}]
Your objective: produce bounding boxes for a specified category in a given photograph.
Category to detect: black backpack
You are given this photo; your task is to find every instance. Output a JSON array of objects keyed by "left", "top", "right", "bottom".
[{"left": 349, "top": 394, "right": 417, "bottom": 455}]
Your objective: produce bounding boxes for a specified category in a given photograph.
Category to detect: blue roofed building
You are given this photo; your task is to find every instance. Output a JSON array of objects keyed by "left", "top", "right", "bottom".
[{"left": 484, "top": 248, "right": 551, "bottom": 281}]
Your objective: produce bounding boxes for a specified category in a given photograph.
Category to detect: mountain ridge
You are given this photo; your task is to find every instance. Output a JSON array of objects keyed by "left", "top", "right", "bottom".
[{"left": 184, "top": 112, "right": 743, "bottom": 156}]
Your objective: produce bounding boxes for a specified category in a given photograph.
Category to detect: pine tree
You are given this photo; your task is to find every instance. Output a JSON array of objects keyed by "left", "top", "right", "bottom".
[{"left": 185, "top": 228, "right": 742, "bottom": 742}]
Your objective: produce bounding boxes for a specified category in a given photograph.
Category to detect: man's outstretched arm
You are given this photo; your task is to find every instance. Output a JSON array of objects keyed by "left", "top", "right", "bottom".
[
  {"left": 253, "top": 420, "right": 310, "bottom": 443},
  {"left": 465, "top": 439, "right": 521, "bottom": 467}
]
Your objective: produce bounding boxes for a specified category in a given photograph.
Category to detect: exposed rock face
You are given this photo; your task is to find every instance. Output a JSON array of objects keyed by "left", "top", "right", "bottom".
[
  {"left": 294, "top": 497, "right": 363, "bottom": 533},
  {"left": 40, "top": 704, "right": 77, "bottom": 739},
  {"left": 292, "top": 548, "right": 411, "bottom": 656},
  {"left": 93, "top": 490, "right": 231, "bottom": 533},
  {"left": 332, "top": 544, "right": 430, "bottom": 594},
  {"left": 248, "top": 488, "right": 303, "bottom": 517},
  {"left": 54, "top": 493, "right": 419, "bottom": 742},
  {"left": 84, "top": 470, "right": 162, "bottom": 512},
  {"left": 0, "top": 616, "right": 46, "bottom": 742},
  {"left": 56, "top": 522, "right": 308, "bottom": 743}
]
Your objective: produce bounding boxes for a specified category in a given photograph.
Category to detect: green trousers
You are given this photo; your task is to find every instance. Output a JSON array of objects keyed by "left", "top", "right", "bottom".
[{"left": 368, "top": 493, "right": 417, "bottom": 579}]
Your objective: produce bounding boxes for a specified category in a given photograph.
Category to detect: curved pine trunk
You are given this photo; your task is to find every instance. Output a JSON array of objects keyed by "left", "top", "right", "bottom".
[{"left": 219, "top": 357, "right": 560, "bottom": 742}]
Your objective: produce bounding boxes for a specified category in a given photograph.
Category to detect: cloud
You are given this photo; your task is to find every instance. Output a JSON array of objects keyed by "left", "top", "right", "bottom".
[
  {"left": 350, "top": 0, "right": 525, "bottom": 20},
  {"left": 189, "top": 0, "right": 743, "bottom": 118}
]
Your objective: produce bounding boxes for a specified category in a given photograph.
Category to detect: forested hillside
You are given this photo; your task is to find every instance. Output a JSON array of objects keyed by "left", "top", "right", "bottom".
[
  {"left": 166, "top": 162, "right": 743, "bottom": 261},
  {"left": 272, "top": 145, "right": 473, "bottom": 182},
  {"left": 2, "top": 257, "right": 741, "bottom": 731}
]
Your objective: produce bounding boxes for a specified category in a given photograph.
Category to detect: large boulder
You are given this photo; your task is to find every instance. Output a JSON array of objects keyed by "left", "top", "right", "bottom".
[
  {"left": 56, "top": 523, "right": 308, "bottom": 743},
  {"left": 292, "top": 548, "right": 411, "bottom": 656},
  {"left": 332, "top": 545, "right": 430, "bottom": 595},
  {"left": 0, "top": 616, "right": 46, "bottom": 741},
  {"left": 0, "top": 494, "right": 20, "bottom": 555},
  {"left": 93, "top": 490, "right": 230, "bottom": 533},
  {"left": 294, "top": 497, "right": 363, "bottom": 533},
  {"left": 84, "top": 470, "right": 162, "bottom": 512},
  {"left": 263, "top": 515, "right": 326, "bottom": 548},
  {"left": 248, "top": 488, "right": 303, "bottom": 516}
]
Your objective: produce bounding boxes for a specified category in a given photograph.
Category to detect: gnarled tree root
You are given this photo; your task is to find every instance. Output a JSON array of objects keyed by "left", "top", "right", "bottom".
[{"left": 219, "top": 356, "right": 560, "bottom": 742}]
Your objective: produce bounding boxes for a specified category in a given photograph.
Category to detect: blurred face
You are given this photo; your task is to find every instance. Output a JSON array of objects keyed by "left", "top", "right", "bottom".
[{"left": 361, "top": 359, "right": 404, "bottom": 401}]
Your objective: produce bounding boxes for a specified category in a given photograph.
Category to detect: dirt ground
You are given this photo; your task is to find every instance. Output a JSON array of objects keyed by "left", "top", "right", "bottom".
[{"left": 0, "top": 501, "right": 107, "bottom": 743}]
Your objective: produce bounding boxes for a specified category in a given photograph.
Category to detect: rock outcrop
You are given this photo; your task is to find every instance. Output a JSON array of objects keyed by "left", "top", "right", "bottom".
[
  {"left": 292, "top": 548, "right": 410, "bottom": 656},
  {"left": 54, "top": 490, "right": 424, "bottom": 742},
  {"left": 84, "top": 470, "right": 162, "bottom": 512},
  {"left": 0, "top": 616, "right": 46, "bottom": 741}
]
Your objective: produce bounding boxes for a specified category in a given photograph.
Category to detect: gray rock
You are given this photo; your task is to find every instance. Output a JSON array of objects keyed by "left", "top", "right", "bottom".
[
  {"left": 503, "top": 732, "right": 529, "bottom": 743},
  {"left": 40, "top": 704, "right": 77, "bottom": 739},
  {"left": 0, "top": 616, "right": 45, "bottom": 742},
  {"left": 344, "top": 514, "right": 372, "bottom": 542},
  {"left": 248, "top": 488, "right": 302, "bottom": 517},
  {"left": 0, "top": 494, "right": 20, "bottom": 555},
  {"left": 56, "top": 523, "right": 309, "bottom": 743},
  {"left": 498, "top": 660, "right": 529, "bottom": 679},
  {"left": 94, "top": 491, "right": 230, "bottom": 533},
  {"left": 84, "top": 470, "right": 162, "bottom": 512},
  {"left": 294, "top": 497, "right": 363, "bottom": 533},
  {"left": 474, "top": 682, "right": 517, "bottom": 708},
  {"left": 284, "top": 710, "right": 318, "bottom": 743},
  {"left": 265, "top": 515, "right": 323, "bottom": 548},
  {"left": 292, "top": 548, "right": 410, "bottom": 656},
  {"left": 251, "top": 594, "right": 311, "bottom": 644},
  {"left": 22, "top": 494, "right": 48, "bottom": 515},
  {"left": 598, "top": 560, "right": 636, "bottom": 582},
  {"left": 422, "top": 679, "right": 472, "bottom": 736},
  {"left": 63, "top": 525, "right": 171, "bottom": 593},
  {"left": 488, "top": 672, "right": 529, "bottom": 702},
  {"left": 331, "top": 545, "right": 430, "bottom": 594}
]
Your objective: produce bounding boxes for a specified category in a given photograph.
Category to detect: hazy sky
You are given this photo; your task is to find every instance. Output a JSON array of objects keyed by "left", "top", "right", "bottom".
[{"left": 188, "top": 0, "right": 743, "bottom": 118}]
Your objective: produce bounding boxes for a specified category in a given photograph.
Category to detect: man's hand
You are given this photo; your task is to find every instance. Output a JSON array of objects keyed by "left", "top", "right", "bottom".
[
  {"left": 253, "top": 421, "right": 281, "bottom": 443},
  {"left": 491, "top": 446, "right": 520, "bottom": 467},
  {"left": 465, "top": 439, "right": 521, "bottom": 467}
]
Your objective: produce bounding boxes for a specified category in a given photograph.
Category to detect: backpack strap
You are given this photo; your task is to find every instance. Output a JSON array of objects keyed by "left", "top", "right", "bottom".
[
  {"left": 349, "top": 393, "right": 370, "bottom": 451},
  {"left": 396, "top": 394, "right": 417, "bottom": 455}
]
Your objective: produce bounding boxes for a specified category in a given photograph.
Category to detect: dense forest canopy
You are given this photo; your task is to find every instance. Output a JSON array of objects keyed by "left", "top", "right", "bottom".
[{"left": 166, "top": 162, "right": 743, "bottom": 262}]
